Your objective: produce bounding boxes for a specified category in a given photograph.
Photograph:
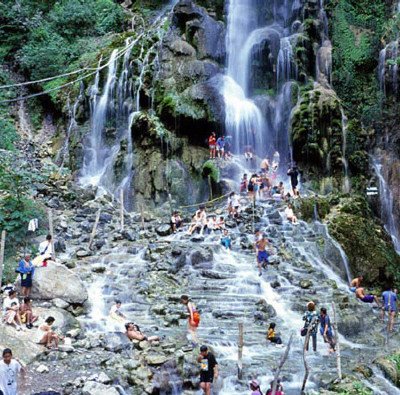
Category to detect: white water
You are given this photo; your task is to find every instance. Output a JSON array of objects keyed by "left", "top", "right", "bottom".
[
  {"left": 372, "top": 156, "right": 400, "bottom": 253},
  {"left": 340, "top": 110, "right": 351, "bottom": 193}
]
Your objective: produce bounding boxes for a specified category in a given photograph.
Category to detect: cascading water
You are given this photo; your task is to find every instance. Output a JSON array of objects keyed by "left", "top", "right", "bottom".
[
  {"left": 340, "top": 110, "right": 351, "bottom": 193},
  {"left": 222, "top": 0, "right": 301, "bottom": 169},
  {"left": 372, "top": 156, "right": 400, "bottom": 253}
]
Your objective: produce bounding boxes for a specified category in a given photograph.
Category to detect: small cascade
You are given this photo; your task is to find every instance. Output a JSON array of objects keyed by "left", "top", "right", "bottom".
[
  {"left": 378, "top": 47, "right": 387, "bottom": 96},
  {"left": 316, "top": 40, "right": 332, "bottom": 86},
  {"left": 340, "top": 110, "right": 351, "bottom": 193},
  {"left": 277, "top": 35, "right": 298, "bottom": 85},
  {"left": 17, "top": 99, "right": 33, "bottom": 140},
  {"left": 372, "top": 156, "right": 400, "bottom": 253},
  {"left": 378, "top": 40, "right": 400, "bottom": 97},
  {"left": 57, "top": 82, "right": 85, "bottom": 167}
]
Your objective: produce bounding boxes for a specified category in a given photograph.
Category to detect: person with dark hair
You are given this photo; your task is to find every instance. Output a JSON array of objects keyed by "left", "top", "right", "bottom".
[
  {"left": 381, "top": 287, "right": 398, "bottom": 332},
  {"left": 266, "top": 379, "right": 284, "bottom": 395},
  {"left": 2, "top": 290, "right": 22, "bottom": 331},
  {"left": 255, "top": 235, "right": 269, "bottom": 276},
  {"left": 34, "top": 317, "right": 60, "bottom": 350},
  {"left": 208, "top": 132, "right": 217, "bottom": 159},
  {"left": 355, "top": 287, "right": 380, "bottom": 306},
  {"left": 180, "top": 295, "right": 200, "bottom": 345},
  {"left": 19, "top": 297, "right": 38, "bottom": 329},
  {"left": 109, "top": 300, "right": 126, "bottom": 323},
  {"left": 240, "top": 174, "right": 248, "bottom": 193},
  {"left": 124, "top": 322, "right": 160, "bottom": 343},
  {"left": 287, "top": 165, "right": 299, "bottom": 195},
  {"left": 17, "top": 255, "right": 35, "bottom": 297},
  {"left": 267, "top": 322, "right": 282, "bottom": 345},
  {"left": 302, "top": 301, "right": 319, "bottom": 352},
  {"left": 171, "top": 211, "right": 183, "bottom": 233},
  {"left": 249, "top": 379, "right": 263, "bottom": 395},
  {"left": 188, "top": 206, "right": 207, "bottom": 235},
  {"left": 350, "top": 275, "right": 363, "bottom": 292},
  {"left": 0, "top": 348, "right": 25, "bottom": 395},
  {"left": 319, "top": 307, "right": 336, "bottom": 353},
  {"left": 197, "top": 345, "right": 218, "bottom": 395},
  {"left": 227, "top": 192, "right": 240, "bottom": 217}
]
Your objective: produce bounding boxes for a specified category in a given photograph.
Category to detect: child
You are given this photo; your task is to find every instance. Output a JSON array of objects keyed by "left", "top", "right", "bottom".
[
  {"left": 267, "top": 322, "right": 282, "bottom": 345},
  {"left": 220, "top": 229, "right": 232, "bottom": 250}
]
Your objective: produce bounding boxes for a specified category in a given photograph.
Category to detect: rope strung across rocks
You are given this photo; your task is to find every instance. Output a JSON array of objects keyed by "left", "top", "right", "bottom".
[{"left": 178, "top": 192, "right": 232, "bottom": 210}]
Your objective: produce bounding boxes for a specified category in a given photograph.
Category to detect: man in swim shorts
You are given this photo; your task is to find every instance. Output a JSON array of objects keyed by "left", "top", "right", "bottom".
[
  {"left": 381, "top": 287, "right": 398, "bottom": 332},
  {"left": 255, "top": 235, "right": 269, "bottom": 276},
  {"left": 356, "top": 287, "right": 380, "bottom": 306}
]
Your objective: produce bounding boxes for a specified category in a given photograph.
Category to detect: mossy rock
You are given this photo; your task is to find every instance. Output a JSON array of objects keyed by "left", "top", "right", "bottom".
[{"left": 374, "top": 353, "right": 400, "bottom": 387}]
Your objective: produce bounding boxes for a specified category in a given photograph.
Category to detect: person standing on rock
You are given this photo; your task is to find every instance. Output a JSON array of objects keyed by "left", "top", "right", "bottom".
[
  {"left": 381, "top": 287, "right": 397, "bottom": 332},
  {"left": 216, "top": 136, "right": 225, "bottom": 159},
  {"left": 255, "top": 235, "right": 269, "bottom": 276},
  {"left": 17, "top": 255, "right": 35, "bottom": 297},
  {"left": 319, "top": 307, "right": 336, "bottom": 353},
  {"left": 0, "top": 348, "right": 25, "bottom": 395},
  {"left": 208, "top": 132, "right": 217, "bottom": 159},
  {"left": 260, "top": 157, "right": 270, "bottom": 174},
  {"left": 287, "top": 165, "right": 299, "bottom": 195},
  {"left": 198, "top": 345, "right": 218, "bottom": 395},
  {"left": 302, "top": 301, "right": 319, "bottom": 353},
  {"left": 180, "top": 295, "right": 200, "bottom": 346}
]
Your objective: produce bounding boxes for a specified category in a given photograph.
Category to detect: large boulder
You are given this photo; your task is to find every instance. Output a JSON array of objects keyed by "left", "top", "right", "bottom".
[
  {"left": 31, "top": 264, "right": 88, "bottom": 304},
  {"left": 82, "top": 381, "right": 120, "bottom": 395}
]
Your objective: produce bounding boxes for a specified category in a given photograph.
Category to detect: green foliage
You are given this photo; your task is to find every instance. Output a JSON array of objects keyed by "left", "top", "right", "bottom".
[
  {"left": 202, "top": 161, "right": 220, "bottom": 183},
  {"left": 296, "top": 196, "right": 331, "bottom": 221},
  {"left": 0, "top": 70, "right": 18, "bottom": 150},
  {"left": 336, "top": 382, "right": 373, "bottom": 395}
]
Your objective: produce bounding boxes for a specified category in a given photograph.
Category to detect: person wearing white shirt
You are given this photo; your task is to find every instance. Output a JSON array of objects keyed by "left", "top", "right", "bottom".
[
  {"left": 227, "top": 192, "right": 240, "bottom": 217},
  {"left": 285, "top": 204, "right": 298, "bottom": 224},
  {"left": 0, "top": 348, "right": 25, "bottom": 395},
  {"left": 3, "top": 291, "right": 22, "bottom": 330},
  {"left": 39, "top": 234, "right": 53, "bottom": 256}
]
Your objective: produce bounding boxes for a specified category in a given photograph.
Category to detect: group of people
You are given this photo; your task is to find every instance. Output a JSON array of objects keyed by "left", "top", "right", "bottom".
[
  {"left": 2, "top": 290, "right": 37, "bottom": 330},
  {"left": 208, "top": 132, "right": 232, "bottom": 160},
  {"left": 351, "top": 276, "right": 398, "bottom": 332}
]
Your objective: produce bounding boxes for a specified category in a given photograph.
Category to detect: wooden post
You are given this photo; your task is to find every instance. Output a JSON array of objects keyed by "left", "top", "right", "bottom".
[
  {"left": 48, "top": 209, "right": 56, "bottom": 260},
  {"left": 238, "top": 322, "right": 244, "bottom": 379},
  {"left": 208, "top": 175, "right": 213, "bottom": 201},
  {"left": 120, "top": 189, "right": 124, "bottom": 232},
  {"left": 88, "top": 209, "right": 101, "bottom": 250},
  {"left": 331, "top": 303, "right": 342, "bottom": 380},
  {"left": 0, "top": 230, "right": 6, "bottom": 285},
  {"left": 271, "top": 333, "right": 293, "bottom": 395},
  {"left": 140, "top": 204, "right": 145, "bottom": 230}
]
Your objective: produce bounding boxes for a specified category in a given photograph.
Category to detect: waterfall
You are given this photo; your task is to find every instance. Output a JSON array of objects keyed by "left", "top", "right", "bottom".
[
  {"left": 379, "top": 47, "right": 387, "bottom": 97},
  {"left": 222, "top": 0, "right": 300, "bottom": 166},
  {"left": 340, "top": 110, "right": 351, "bottom": 193},
  {"left": 372, "top": 156, "right": 400, "bottom": 253}
]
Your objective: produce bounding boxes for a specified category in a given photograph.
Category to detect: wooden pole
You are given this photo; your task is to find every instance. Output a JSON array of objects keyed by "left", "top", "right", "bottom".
[
  {"left": 48, "top": 209, "right": 56, "bottom": 260},
  {"left": 271, "top": 333, "right": 293, "bottom": 395},
  {"left": 238, "top": 322, "right": 244, "bottom": 379},
  {"left": 88, "top": 209, "right": 101, "bottom": 250},
  {"left": 0, "top": 230, "right": 6, "bottom": 286},
  {"left": 120, "top": 189, "right": 124, "bottom": 232},
  {"left": 331, "top": 303, "right": 342, "bottom": 380}
]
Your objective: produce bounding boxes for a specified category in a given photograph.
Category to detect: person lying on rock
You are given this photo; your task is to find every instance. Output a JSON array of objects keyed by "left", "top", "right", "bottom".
[
  {"left": 355, "top": 287, "right": 380, "bottom": 306},
  {"left": 34, "top": 316, "right": 61, "bottom": 350},
  {"left": 350, "top": 275, "right": 363, "bottom": 292},
  {"left": 19, "top": 297, "right": 38, "bottom": 329},
  {"left": 3, "top": 290, "right": 23, "bottom": 331},
  {"left": 124, "top": 322, "right": 159, "bottom": 343},
  {"left": 109, "top": 300, "right": 127, "bottom": 323}
]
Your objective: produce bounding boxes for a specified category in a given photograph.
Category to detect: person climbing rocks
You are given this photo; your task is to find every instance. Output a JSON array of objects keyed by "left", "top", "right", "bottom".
[
  {"left": 287, "top": 165, "right": 299, "bottom": 195},
  {"left": 109, "top": 300, "right": 127, "bottom": 323},
  {"left": 266, "top": 380, "right": 284, "bottom": 395},
  {"left": 171, "top": 211, "right": 183, "bottom": 233},
  {"left": 267, "top": 322, "right": 282, "bottom": 345},
  {"left": 220, "top": 229, "right": 232, "bottom": 250},
  {"left": 180, "top": 295, "right": 200, "bottom": 346},
  {"left": 240, "top": 174, "right": 248, "bottom": 193},
  {"left": 19, "top": 297, "right": 38, "bottom": 329},
  {"left": 260, "top": 157, "right": 270, "bottom": 174},
  {"left": 355, "top": 287, "right": 380, "bottom": 306},
  {"left": 284, "top": 204, "right": 298, "bottom": 224},
  {"left": 34, "top": 316, "right": 60, "bottom": 350},
  {"left": 0, "top": 348, "right": 25, "bottom": 395},
  {"left": 216, "top": 136, "right": 225, "bottom": 159},
  {"left": 198, "top": 345, "right": 218, "bottom": 395},
  {"left": 249, "top": 379, "right": 263, "bottom": 395},
  {"left": 17, "top": 254, "right": 35, "bottom": 297},
  {"left": 381, "top": 287, "right": 397, "bottom": 332},
  {"left": 255, "top": 235, "right": 269, "bottom": 276},
  {"left": 350, "top": 275, "right": 363, "bottom": 292},
  {"left": 302, "top": 301, "right": 319, "bottom": 352},
  {"left": 227, "top": 191, "right": 240, "bottom": 218},
  {"left": 3, "top": 290, "right": 22, "bottom": 331},
  {"left": 208, "top": 132, "right": 216, "bottom": 159},
  {"left": 319, "top": 307, "right": 336, "bottom": 353},
  {"left": 125, "top": 322, "right": 160, "bottom": 343}
]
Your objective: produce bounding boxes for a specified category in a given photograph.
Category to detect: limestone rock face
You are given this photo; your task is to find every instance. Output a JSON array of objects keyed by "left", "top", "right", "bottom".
[
  {"left": 82, "top": 381, "right": 120, "bottom": 395},
  {"left": 31, "top": 263, "right": 88, "bottom": 304}
]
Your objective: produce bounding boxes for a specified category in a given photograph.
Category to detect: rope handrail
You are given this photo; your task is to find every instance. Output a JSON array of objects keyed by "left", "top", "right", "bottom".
[{"left": 178, "top": 192, "right": 232, "bottom": 210}]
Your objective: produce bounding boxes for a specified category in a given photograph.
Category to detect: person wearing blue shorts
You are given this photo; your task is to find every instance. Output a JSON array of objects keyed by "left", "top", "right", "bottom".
[
  {"left": 255, "top": 235, "right": 269, "bottom": 276},
  {"left": 381, "top": 287, "right": 398, "bottom": 332}
]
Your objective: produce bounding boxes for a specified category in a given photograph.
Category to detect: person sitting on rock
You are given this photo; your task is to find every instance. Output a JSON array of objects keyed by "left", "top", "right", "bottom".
[
  {"left": 3, "top": 290, "right": 23, "bottom": 331},
  {"left": 109, "top": 300, "right": 127, "bottom": 323},
  {"left": 188, "top": 206, "right": 207, "bottom": 235},
  {"left": 19, "top": 297, "right": 38, "bottom": 329},
  {"left": 284, "top": 204, "right": 298, "bottom": 224},
  {"left": 355, "top": 287, "right": 380, "bottom": 306},
  {"left": 206, "top": 216, "right": 217, "bottom": 235},
  {"left": 216, "top": 216, "right": 225, "bottom": 231},
  {"left": 220, "top": 229, "right": 232, "bottom": 250},
  {"left": 350, "top": 275, "right": 363, "bottom": 292},
  {"left": 171, "top": 211, "right": 183, "bottom": 233},
  {"left": 125, "top": 322, "right": 160, "bottom": 343},
  {"left": 267, "top": 322, "right": 282, "bottom": 345},
  {"left": 34, "top": 317, "right": 60, "bottom": 350}
]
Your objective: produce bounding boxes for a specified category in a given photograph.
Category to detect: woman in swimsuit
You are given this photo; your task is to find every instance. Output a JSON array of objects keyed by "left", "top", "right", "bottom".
[{"left": 181, "top": 295, "right": 200, "bottom": 345}]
